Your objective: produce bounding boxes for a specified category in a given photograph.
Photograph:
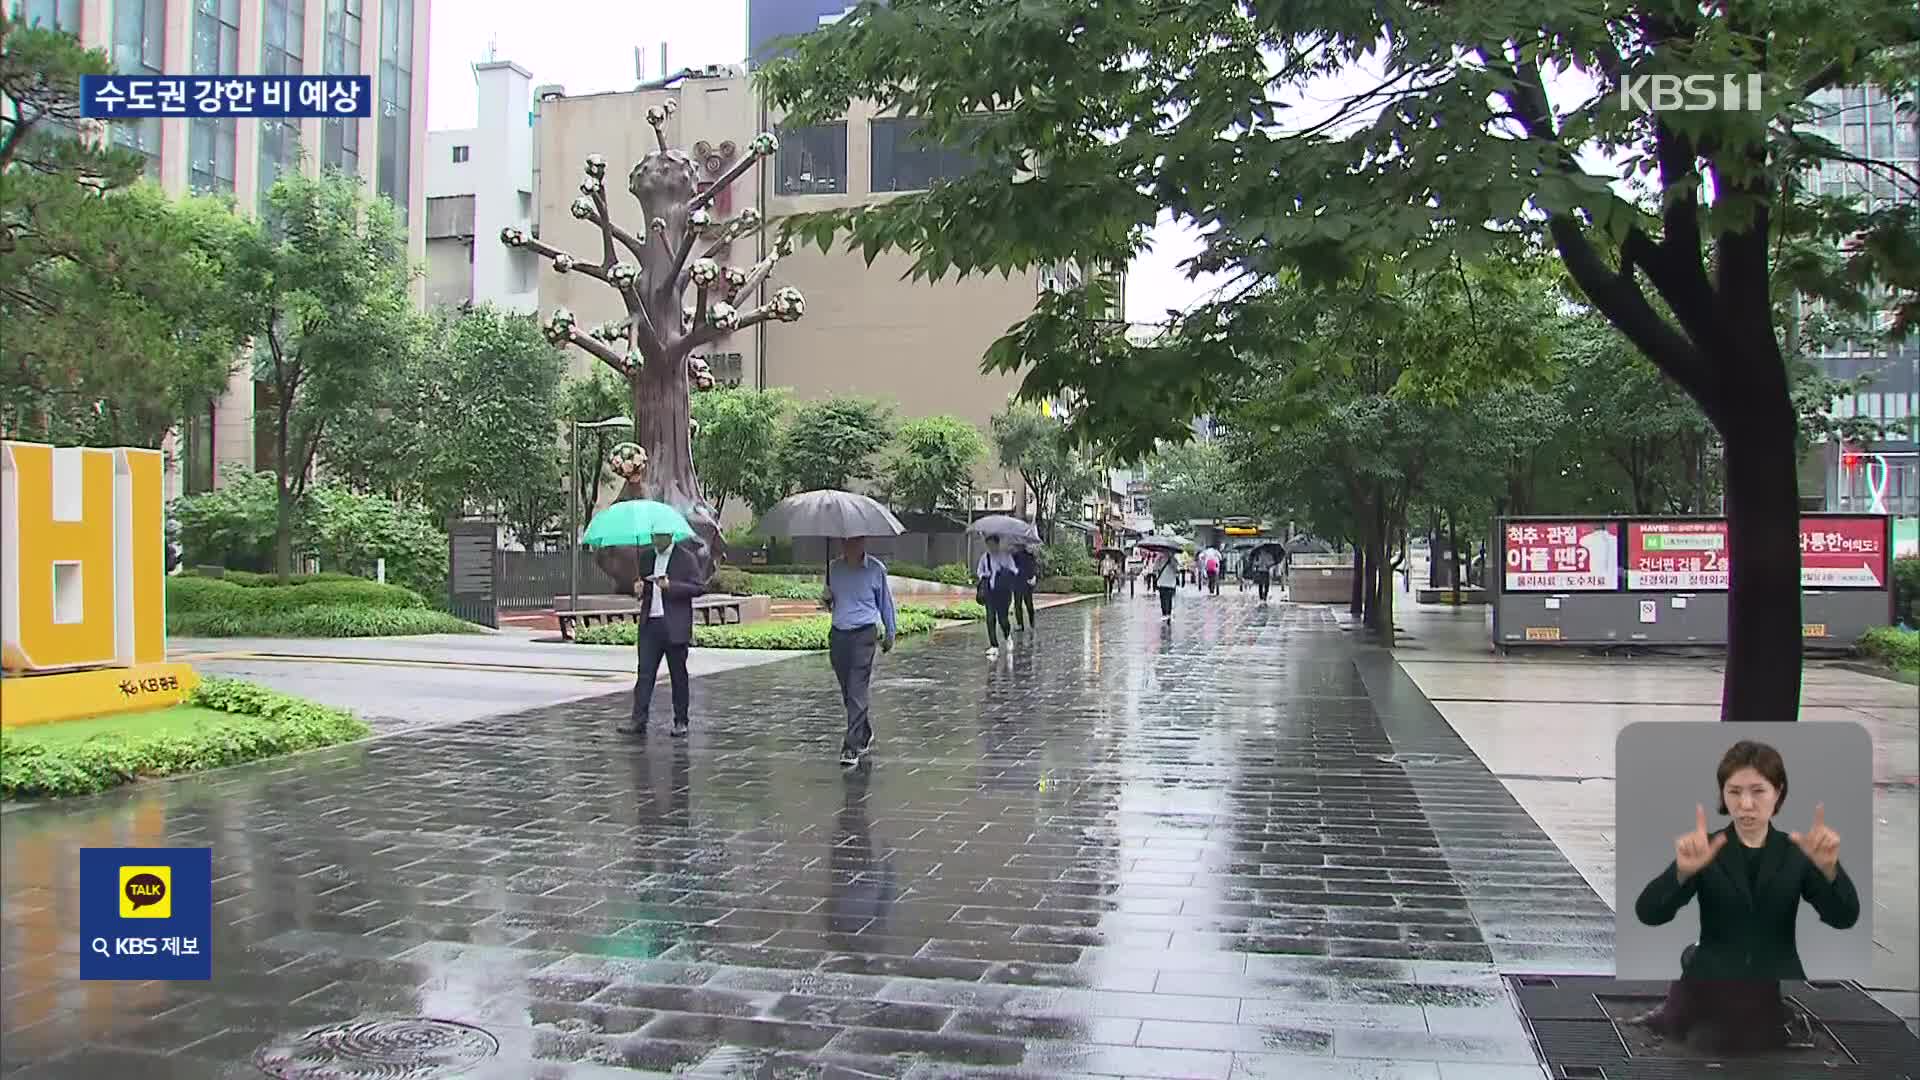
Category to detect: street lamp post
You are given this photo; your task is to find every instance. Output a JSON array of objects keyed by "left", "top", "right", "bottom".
[{"left": 570, "top": 416, "right": 633, "bottom": 612}]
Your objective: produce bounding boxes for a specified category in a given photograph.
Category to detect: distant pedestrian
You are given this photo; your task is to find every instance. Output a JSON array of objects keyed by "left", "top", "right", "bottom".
[
  {"left": 1249, "top": 548, "right": 1275, "bottom": 602},
  {"left": 617, "top": 532, "right": 704, "bottom": 738},
  {"left": 976, "top": 537, "right": 1018, "bottom": 657},
  {"left": 821, "top": 537, "right": 896, "bottom": 767},
  {"left": 1101, "top": 551, "right": 1125, "bottom": 598},
  {"left": 1011, "top": 542, "right": 1038, "bottom": 631},
  {"left": 1153, "top": 550, "right": 1179, "bottom": 621},
  {"left": 1202, "top": 548, "right": 1222, "bottom": 595}
]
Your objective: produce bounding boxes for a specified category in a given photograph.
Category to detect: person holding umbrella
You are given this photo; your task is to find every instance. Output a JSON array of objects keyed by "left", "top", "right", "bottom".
[
  {"left": 1138, "top": 536, "right": 1183, "bottom": 621},
  {"left": 585, "top": 501, "right": 704, "bottom": 739},
  {"left": 758, "top": 490, "right": 904, "bottom": 766},
  {"left": 1011, "top": 541, "right": 1039, "bottom": 631},
  {"left": 976, "top": 536, "right": 1019, "bottom": 656}
]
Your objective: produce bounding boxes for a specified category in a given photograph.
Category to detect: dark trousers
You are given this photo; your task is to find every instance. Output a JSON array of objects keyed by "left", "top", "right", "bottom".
[
  {"left": 1013, "top": 586, "right": 1036, "bottom": 628},
  {"left": 634, "top": 617, "right": 690, "bottom": 727},
  {"left": 985, "top": 587, "right": 1013, "bottom": 646},
  {"left": 1158, "top": 586, "right": 1175, "bottom": 617},
  {"left": 1253, "top": 571, "right": 1271, "bottom": 600},
  {"left": 1207, "top": 571, "right": 1220, "bottom": 595},
  {"left": 829, "top": 625, "right": 877, "bottom": 753}
]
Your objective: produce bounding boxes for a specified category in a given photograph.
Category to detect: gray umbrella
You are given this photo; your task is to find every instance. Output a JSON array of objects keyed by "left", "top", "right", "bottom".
[
  {"left": 758, "top": 490, "right": 906, "bottom": 539},
  {"left": 1135, "top": 535, "right": 1185, "bottom": 552},
  {"left": 968, "top": 514, "right": 1041, "bottom": 542}
]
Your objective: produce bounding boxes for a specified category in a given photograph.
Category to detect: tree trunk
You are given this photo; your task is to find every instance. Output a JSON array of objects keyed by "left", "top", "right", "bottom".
[
  {"left": 274, "top": 410, "right": 292, "bottom": 582},
  {"left": 594, "top": 359, "right": 719, "bottom": 591},
  {"left": 1448, "top": 514, "right": 1463, "bottom": 605},
  {"left": 1718, "top": 372, "right": 1805, "bottom": 723},
  {"left": 1374, "top": 534, "right": 1396, "bottom": 645},
  {"left": 1350, "top": 541, "right": 1367, "bottom": 617}
]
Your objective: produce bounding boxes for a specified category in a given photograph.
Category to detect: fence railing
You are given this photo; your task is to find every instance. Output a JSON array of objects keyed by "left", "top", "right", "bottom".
[{"left": 497, "top": 549, "right": 616, "bottom": 610}]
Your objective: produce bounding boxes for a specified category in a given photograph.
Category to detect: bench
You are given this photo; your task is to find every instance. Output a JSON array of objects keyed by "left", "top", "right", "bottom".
[{"left": 556, "top": 595, "right": 749, "bottom": 641}]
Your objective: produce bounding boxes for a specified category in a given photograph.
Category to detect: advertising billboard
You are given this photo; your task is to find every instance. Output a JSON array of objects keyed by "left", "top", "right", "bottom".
[
  {"left": 1627, "top": 520, "right": 1728, "bottom": 590},
  {"left": 1503, "top": 520, "right": 1621, "bottom": 592},
  {"left": 1800, "top": 517, "right": 1889, "bottom": 589}
]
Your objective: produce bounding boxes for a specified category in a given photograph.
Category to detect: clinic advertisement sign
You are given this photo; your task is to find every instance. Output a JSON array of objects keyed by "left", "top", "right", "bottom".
[
  {"left": 79, "top": 848, "right": 212, "bottom": 980},
  {"left": 1503, "top": 521, "right": 1621, "bottom": 591},
  {"left": 1628, "top": 521, "right": 1729, "bottom": 590},
  {"left": 1800, "top": 517, "right": 1888, "bottom": 589}
]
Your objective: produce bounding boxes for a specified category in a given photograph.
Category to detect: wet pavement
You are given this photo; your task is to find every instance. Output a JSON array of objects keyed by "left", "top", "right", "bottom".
[{"left": 2, "top": 594, "right": 1570, "bottom": 1078}]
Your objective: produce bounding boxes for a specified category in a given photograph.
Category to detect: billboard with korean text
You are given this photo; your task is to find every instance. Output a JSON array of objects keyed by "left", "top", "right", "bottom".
[
  {"left": 1799, "top": 516, "right": 1888, "bottom": 589},
  {"left": 1503, "top": 520, "right": 1621, "bottom": 592},
  {"left": 1627, "top": 521, "right": 1729, "bottom": 590}
]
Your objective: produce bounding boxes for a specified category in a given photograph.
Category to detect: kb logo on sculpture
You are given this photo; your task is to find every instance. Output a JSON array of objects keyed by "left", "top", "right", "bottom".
[{"left": 1620, "top": 73, "right": 1765, "bottom": 113}]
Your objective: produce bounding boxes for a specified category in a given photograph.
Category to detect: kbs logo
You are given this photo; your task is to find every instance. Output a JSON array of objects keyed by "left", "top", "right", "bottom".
[
  {"left": 1620, "top": 74, "right": 1766, "bottom": 114},
  {"left": 0, "top": 442, "right": 166, "bottom": 673},
  {"left": 119, "top": 865, "right": 171, "bottom": 919}
]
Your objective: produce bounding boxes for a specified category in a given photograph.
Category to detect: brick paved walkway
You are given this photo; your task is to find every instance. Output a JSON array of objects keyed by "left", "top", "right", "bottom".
[{"left": 1, "top": 593, "right": 1568, "bottom": 1079}]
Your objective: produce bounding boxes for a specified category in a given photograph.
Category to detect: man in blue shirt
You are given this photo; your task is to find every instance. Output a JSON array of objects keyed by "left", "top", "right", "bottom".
[{"left": 821, "top": 536, "right": 897, "bottom": 767}]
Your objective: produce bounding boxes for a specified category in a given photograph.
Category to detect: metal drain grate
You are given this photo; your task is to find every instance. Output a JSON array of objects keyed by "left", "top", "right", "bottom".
[
  {"left": 1375, "top": 751, "right": 1474, "bottom": 767},
  {"left": 254, "top": 1017, "right": 500, "bottom": 1079}
]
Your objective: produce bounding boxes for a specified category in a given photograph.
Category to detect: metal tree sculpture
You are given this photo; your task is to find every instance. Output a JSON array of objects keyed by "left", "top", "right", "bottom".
[{"left": 502, "top": 99, "right": 804, "bottom": 588}]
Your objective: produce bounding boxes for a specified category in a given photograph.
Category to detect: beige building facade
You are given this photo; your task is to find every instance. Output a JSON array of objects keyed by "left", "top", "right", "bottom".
[
  {"left": 16, "top": 0, "right": 432, "bottom": 499},
  {"left": 531, "top": 70, "right": 1061, "bottom": 509}
]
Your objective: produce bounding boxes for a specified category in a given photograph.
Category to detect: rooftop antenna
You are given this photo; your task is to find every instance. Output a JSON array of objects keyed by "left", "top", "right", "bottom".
[
  {"left": 633, "top": 45, "right": 644, "bottom": 82},
  {"left": 485, "top": 35, "right": 498, "bottom": 62}
]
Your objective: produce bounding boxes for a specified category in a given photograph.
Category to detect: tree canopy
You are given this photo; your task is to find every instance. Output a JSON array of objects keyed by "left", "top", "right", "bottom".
[
  {"left": 885, "top": 414, "right": 988, "bottom": 515},
  {"left": 778, "top": 396, "right": 896, "bottom": 493},
  {"left": 989, "top": 402, "right": 1101, "bottom": 541},
  {"left": 692, "top": 385, "right": 791, "bottom": 517}
]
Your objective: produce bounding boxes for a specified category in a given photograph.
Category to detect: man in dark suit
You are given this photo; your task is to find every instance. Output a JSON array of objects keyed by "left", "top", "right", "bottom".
[{"left": 617, "top": 532, "right": 706, "bottom": 738}]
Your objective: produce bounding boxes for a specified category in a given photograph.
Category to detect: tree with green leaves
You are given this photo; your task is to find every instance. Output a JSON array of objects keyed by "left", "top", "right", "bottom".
[
  {"left": 989, "top": 402, "right": 1100, "bottom": 543},
  {"left": 225, "top": 168, "right": 424, "bottom": 580},
  {"left": 561, "top": 368, "right": 630, "bottom": 523},
  {"left": 1145, "top": 439, "right": 1243, "bottom": 528},
  {"left": 764, "top": 0, "right": 1920, "bottom": 720},
  {"left": 885, "top": 414, "right": 988, "bottom": 515},
  {"left": 0, "top": 16, "right": 252, "bottom": 448},
  {"left": 777, "top": 395, "right": 896, "bottom": 493},
  {"left": 691, "top": 385, "right": 791, "bottom": 518}
]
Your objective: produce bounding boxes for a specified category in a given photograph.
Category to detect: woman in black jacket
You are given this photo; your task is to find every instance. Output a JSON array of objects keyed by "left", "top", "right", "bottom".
[{"left": 1632, "top": 739, "right": 1859, "bottom": 1053}]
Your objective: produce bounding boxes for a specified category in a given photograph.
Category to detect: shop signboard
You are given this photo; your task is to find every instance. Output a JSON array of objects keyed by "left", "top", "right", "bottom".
[
  {"left": 1799, "top": 517, "right": 1888, "bottom": 588},
  {"left": 1503, "top": 520, "right": 1620, "bottom": 592},
  {"left": 1627, "top": 520, "right": 1729, "bottom": 590}
]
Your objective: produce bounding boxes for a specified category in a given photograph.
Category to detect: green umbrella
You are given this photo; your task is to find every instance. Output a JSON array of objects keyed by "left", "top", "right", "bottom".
[{"left": 582, "top": 500, "right": 695, "bottom": 548}]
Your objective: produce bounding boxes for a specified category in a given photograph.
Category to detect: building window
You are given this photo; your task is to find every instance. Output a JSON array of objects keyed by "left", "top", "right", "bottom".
[
  {"left": 775, "top": 123, "right": 846, "bottom": 195},
  {"left": 321, "top": 0, "right": 363, "bottom": 175},
  {"left": 183, "top": 403, "right": 215, "bottom": 495},
  {"left": 112, "top": 0, "right": 165, "bottom": 180},
  {"left": 869, "top": 117, "right": 980, "bottom": 193},
  {"left": 189, "top": 0, "right": 240, "bottom": 194},
  {"left": 377, "top": 0, "right": 416, "bottom": 229},
  {"left": 451, "top": 144, "right": 469, "bottom": 163},
  {"left": 19, "top": 0, "right": 79, "bottom": 31},
  {"left": 258, "top": 0, "right": 306, "bottom": 216}
]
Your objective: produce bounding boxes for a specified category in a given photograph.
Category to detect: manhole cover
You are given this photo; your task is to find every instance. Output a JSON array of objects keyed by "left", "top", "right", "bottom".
[
  {"left": 1376, "top": 752, "right": 1472, "bottom": 767},
  {"left": 254, "top": 1017, "right": 499, "bottom": 1079}
]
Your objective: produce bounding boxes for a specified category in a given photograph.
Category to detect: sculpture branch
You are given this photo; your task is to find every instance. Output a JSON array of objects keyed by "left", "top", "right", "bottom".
[
  {"left": 688, "top": 153, "right": 759, "bottom": 212},
  {"left": 566, "top": 328, "right": 633, "bottom": 377},
  {"left": 501, "top": 227, "right": 610, "bottom": 283}
]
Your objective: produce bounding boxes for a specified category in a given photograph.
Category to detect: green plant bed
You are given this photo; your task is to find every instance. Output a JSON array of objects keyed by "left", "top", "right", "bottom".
[
  {"left": 1034, "top": 575, "right": 1105, "bottom": 595},
  {"left": 901, "top": 600, "right": 986, "bottom": 621},
  {"left": 1, "top": 677, "right": 371, "bottom": 798},
  {"left": 747, "top": 574, "right": 826, "bottom": 600},
  {"left": 168, "top": 605, "right": 482, "bottom": 638},
  {"left": 1859, "top": 626, "right": 1919, "bottom": 673},
  {"left": 168, "top": 575, "right": 428, "bottom": 614},
  {"left": 576, "top": 609, "right": 941, "bottom": 650}
]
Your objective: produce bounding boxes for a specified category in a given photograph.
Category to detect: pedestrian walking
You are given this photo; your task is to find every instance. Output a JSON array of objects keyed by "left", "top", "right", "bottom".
[
  {"left": 976, "top": 536, "right": 1018, "bottom": 657},
  {"left": 1249, "top": 546, "right": 1275, "bottom": 602},
  {"left": 821, "top": 537, "right": 896, "bottom": 767},
  {"left": 1200, "top": 547, "right": 1223, "bottom": 595},
  {"left": 1153, "top": 549, "right": 1180, "bottom": 620},
  {"left": 617, "top": 532, "right": 704, "bottom": 738},
  {"left": 1011, "top": 542, "right": 1038, "bottom": 631},
  {"left": 1100, "top": 550, "right": 1124, "bottom": 598}
]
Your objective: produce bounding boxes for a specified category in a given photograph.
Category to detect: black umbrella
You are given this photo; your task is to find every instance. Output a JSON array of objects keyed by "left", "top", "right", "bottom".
[
  {"left": 1286, "top": 536, "right": 1332, "bottom": 554},
  {"left": 758, "top": 490, "right": 906, "bottom": 539},
  {"left": 1247, "top": 541, "right": 1288, "bottom": 559}
]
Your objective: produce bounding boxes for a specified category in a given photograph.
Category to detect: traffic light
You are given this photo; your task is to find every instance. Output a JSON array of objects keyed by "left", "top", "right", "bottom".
[{"left": 1841, "top": 448, "right": 1861, "bottom": 470}]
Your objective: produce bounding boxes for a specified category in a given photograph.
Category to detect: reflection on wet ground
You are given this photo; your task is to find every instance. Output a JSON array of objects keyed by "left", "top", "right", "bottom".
[{"left": 2, "top": 596, "right": 1560, "bottom": 1079}]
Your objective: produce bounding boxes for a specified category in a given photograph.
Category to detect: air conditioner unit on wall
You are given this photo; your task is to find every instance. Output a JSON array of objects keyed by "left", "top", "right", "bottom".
[
  {"left": 986, "top": 489, "right": 1013, "bottom": 511},
  {"left": 972, "top": 494, "right": 988, "bottom": 511}
]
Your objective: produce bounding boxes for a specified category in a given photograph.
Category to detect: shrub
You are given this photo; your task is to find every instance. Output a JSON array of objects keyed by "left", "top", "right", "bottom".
[
  {"left": 1895, "top": 554, "right": 1918, "bottom": 628},
  {"left": 1034, "top": 575, "right": 1105, "bottom": 594},
  {"left": 168, "top": 605, "right": 480, "bottom": 638},
  {"left": 0, "top": 677, "right": 371, "bottom": 798},
  {"left": 210, "top": 570, "right": 369, "bottom": 588},
  {"left": 933, "top": 563, "right": 975, "bottom": 587},
  {"left": 167, "top": 576, "right": 426, "bottom": 616},
  {"left": 171, "top": 472, "right": 281, "bottom": 572},
  {"left": 1036, "top": 539, "right": 1096, "bottom": 579},
  {"left": 576, "top": 610, "right": 939, "bottom": 649},
  {"left": 1860, "top": 626, "right": 1919, "bottom": 672},
  {"left": 747, "top": 574, "right": 826, "bottom": 600},
  {"left": 900, "top": 601, "right": 985, "bottom": 621},
  {"left": 710, "top": 568, "right": 754, "bottom": 595}
]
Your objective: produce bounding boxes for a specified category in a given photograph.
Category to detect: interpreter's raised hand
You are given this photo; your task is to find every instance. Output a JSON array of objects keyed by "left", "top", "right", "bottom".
[
  {"left": 1790, "top": 802, "right": 1841, "bottom": 881},
  {"left": 1675, "top": 803, "right": 1729, "bottom": 882}
]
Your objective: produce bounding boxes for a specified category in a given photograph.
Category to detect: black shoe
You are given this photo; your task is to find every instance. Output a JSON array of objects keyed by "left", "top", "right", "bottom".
[
  {"left": 839, "top": 747, "right": 862, "bottom": 767},
  {"left": 669, "top": 719, "right": 690, "bottom": 738},
  {"left": 616, "top": 721, "right": 647, "bottom": 736}
]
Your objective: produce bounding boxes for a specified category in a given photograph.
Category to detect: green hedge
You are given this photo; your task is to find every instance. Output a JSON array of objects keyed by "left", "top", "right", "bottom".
[
  {"left": 899, "top": 601, "right": 986, "bottom": 621},
  {"left": 1895, "top": 554, "right": 1918, "bottom": 627},
  {"left": 748, "top": 574, "right": 825, "bottom": 600},
  {"left": 1, "top": 677, "right": 371, "bottom": 798},
  {"left": 169, "top": 575, "right": 428, "bottom": 615},
  {"left": 1035, "top": 575, "right": 1105, "bottom": 594},
  {"left": 1860, "top": 626, "right": 1919, "bottom": 672},
  {"left": 576, "top": 609, "right": 942, "bottom": 650},
  {"left": 167, "top": 605, "right": 482, "bottom": 638},
  {"left": 710, "top": 568, "right": 754, "bottom": 596}
]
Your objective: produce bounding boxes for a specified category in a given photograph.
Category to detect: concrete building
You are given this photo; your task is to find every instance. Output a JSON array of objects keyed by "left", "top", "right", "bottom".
[
  {"left": 423, "top": 60, "right": 535, "bottom": 311},
  {"left": 1805, "top": 86, "right": 1919, "bottom": 517},
  {"left": 13, "top": 0, "right": 432, "bottom": 499},
  {"left": 529, "top": 68, "right": 1061, "bottom": 509}
]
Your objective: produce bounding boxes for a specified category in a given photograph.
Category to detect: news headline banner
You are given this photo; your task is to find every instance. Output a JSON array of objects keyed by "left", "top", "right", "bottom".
[
  {"left": 79, "top": 847, "right": 212, "bottom": 980},
  {"left": 79, "top": 75, "right": 371, "bottom": 119}
]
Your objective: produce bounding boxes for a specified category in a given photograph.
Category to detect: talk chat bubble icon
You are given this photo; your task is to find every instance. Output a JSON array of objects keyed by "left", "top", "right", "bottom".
[{"left": 119, "top": 866, "right": 171, "bottom": 918}]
